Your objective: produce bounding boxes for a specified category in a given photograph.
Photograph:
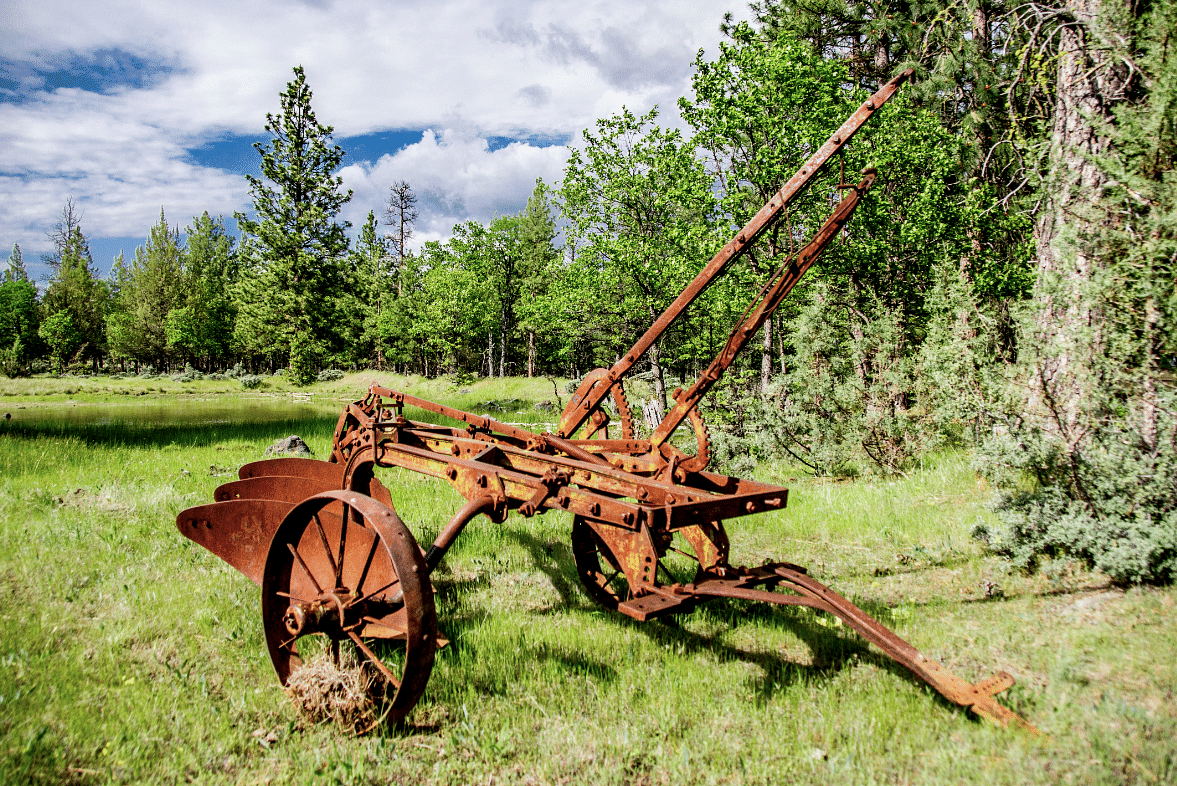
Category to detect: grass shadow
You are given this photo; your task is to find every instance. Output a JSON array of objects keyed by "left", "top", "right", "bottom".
[{"left": 0, "top": 416, "right": 339, "bottom": 451}]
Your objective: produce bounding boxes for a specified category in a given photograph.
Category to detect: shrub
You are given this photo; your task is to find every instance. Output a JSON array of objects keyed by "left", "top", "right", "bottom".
[
  {"left": 974, "top": 403, "right": 1177, "bottom": 584},
  {"left": 316, "top": 368, "right": 345, "bottom": 382},
  {"left": 0, "top": 339, "right": 23, "bottom": 378},
  {"left": 240, "top": 374, "right": 264, "bottom": 390},
  {"left": 171, "top": 364, "right": 203, "bottom": 383}
]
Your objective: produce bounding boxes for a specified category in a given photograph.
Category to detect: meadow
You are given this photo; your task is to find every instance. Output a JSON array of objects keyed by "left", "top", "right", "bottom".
[{"left": 0, "top": 373, "right": 1173, "bottom": 785}]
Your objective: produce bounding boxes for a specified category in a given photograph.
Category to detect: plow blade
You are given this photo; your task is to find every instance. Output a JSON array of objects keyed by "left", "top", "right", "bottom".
[
  {"left": 177, "top": 498, "right": 294, "bottom": 585},
  {"left": 215, "top": 475, "right": 341, "bottom": 504},
  {"left": 684, "top": 564, "right": 1038, "bottom": 732},
  {"left": 236, "top": 457, "right": 396, "bottom": 509},
  {"left": 239, "top": 457, "right": 346, "bottom": 482}
]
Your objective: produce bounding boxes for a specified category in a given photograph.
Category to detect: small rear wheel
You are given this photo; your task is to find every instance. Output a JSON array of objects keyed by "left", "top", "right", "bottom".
[
  {"left": 571, "top": 516, "right": 631, "bottom": 610},
  {"left": 261, "top": 491, "right": 436, "bottom": 726}
]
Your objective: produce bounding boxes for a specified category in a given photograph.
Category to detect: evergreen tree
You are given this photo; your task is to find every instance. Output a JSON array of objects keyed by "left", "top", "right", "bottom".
[
  {"left": 108, "top": 209, "right": 185, "bottom": 369},
  {"left": 5, "top": 244, "right": 27, "bottom": 282},
  {"left": 351, "top": 210, "right": 390, "bottom": 368},
  {"left": 39, "top": 206, "right": 108, "bottom": 371},
  {"left": 235, "top": 65, "right": 352, "bottom": 384},
  {"left": 976, "top": 2, "right": 1177, "bottom": 583},
  {"left": 514, "top": 180, "right": 562, "bottom": 377},
  {"left": 384, "top": 180, "right": 418, "bottom": 299},
  {"left": 0, "top": 244, "right": 38, "bottom": 376}
]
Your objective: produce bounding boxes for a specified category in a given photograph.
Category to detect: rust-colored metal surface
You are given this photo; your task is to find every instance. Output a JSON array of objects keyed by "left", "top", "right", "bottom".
[{"left": 177, "top": 68, "right": 1037, "bottom": 734}]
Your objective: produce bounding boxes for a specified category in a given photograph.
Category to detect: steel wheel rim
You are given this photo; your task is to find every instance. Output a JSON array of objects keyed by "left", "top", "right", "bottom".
[{"left": 261, "top": 490, "right": 436, "bottom": 725}]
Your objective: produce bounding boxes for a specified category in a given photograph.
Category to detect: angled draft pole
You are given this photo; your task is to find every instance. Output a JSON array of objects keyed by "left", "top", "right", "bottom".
[{"left": 556, "top": 68, "right": 913, "bottom": 441}]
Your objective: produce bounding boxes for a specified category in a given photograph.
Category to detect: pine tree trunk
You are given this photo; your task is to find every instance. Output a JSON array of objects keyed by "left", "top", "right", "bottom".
[
  {"left": 1027, "top": 0, "right": 1130, "bottom": 437},
  {"left": 527, "top": 331, "right": 535, "bottom": 378},
  {"left": 760, "top": 318, "right": 773, "bottom": 394}
]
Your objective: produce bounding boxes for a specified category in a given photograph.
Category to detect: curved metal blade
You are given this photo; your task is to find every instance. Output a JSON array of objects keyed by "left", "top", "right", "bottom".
[
  {"left": 238, "top": 457, "right": 346, "bottom": 483},
  {"left": 215, "top": 475, "right": 341, "bottom": 504},
  {"left": 176, "top": 499, "right": 294, "bottom": 585}
]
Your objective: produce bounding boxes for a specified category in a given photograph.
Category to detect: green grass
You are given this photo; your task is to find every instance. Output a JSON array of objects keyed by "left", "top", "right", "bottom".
[{"left": 0, "top": 377, "right": 1174, "bottom": 785}]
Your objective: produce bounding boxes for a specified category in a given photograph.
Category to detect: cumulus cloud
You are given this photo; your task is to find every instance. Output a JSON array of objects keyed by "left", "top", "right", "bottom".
[
  {"left": 0, "top": 0, "right": 746, "bottom": 277},
  {"left": 338, "top": 129, "right": 569, "bottom": 245}
]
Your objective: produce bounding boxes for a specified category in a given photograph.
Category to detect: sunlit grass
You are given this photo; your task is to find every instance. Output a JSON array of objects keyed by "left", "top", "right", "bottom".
[{"left": 0, "top": 381, "right": 1173, "bottom": 785}]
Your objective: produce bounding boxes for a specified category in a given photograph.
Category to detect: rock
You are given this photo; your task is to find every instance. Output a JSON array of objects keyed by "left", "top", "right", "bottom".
[
  {"left": 535, "top": 399, "right": 554, "bottom": 412},
  {"left": 265, "top": 435, "right": 315, "bottom": 457}
]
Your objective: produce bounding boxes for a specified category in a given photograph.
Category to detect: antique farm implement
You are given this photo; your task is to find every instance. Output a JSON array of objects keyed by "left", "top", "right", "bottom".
[{"left": 177, "top": 70, "right": 1035, "bottom": 732}]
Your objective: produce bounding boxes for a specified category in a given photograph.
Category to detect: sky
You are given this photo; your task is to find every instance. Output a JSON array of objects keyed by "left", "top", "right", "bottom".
[{"left": 0, "top": 0, "right": 748, "bottom": 283}]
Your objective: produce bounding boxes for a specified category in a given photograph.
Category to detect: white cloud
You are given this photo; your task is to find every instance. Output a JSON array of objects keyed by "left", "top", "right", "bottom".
[
  {"left": 0, "top": 0, "right": 746, "bottom": 272},
  {"left": 339, "top": 129, "right": 569, "bottom": 245}
]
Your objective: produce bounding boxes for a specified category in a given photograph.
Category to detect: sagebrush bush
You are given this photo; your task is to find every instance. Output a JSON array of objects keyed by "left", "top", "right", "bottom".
[
  {"left": 316, "top": 368, "right": 344, "bottom": 382},
  {"left": 974, "top": 410, "right": 1177, "bottom": 583},
  {"left": 170, "top": 364, "right": 203, "bottom": 383},
  {"left": 240, "top": 374, "right": 264, "bottom": 389}
]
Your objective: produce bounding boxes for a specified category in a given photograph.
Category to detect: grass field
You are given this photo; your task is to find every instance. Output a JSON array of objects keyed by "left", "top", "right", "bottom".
[{"left": 1, "top": 373, "right": 1174, "bottom": 785}]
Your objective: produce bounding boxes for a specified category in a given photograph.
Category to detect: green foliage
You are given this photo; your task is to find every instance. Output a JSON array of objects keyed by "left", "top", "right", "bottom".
[
  {"left": 0, "top": 278, "right": 38, "bottom": 376},
  {"left": 106, "top": 209, "right": 185, "bottom": 367},
  {"left": 975, "top": 415, "right": 1177, "bottom": 583},
  {"left": 40, "top": 216, "right": 108, "bottom": 369},
  {"left": 37, "top": 310, "right": 82, "bottom": 372},
  {"left": 235, "top": 65, "right": 352, "bottom": 374},
  {"left": 239, "top": 373, "right": 264, "bottom": 389},
  {"left": 975, "top": 4, "right": 1177, "bottom": 584},
  {"left": 166, "top": 212, "right": 237, "bottom": 367},
  {"left": 560, "top": 106, "right": 717, "bottom": 403}
]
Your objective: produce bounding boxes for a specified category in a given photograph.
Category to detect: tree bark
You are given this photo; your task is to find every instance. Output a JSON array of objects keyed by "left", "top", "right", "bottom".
[
  {"left": 527, "top": 330, "right": 535, "bottom": 378},
  {"left": 1028, "top": 0, "right": 1131, "bottom": 435},
  {"left": 761, "top": 318, "right": 773, "bottom": 394}
]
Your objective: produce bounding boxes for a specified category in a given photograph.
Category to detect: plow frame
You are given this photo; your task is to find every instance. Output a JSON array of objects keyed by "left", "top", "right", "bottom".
[{"left": 177, "top": 68, "right": 1038, "bottom": 734}]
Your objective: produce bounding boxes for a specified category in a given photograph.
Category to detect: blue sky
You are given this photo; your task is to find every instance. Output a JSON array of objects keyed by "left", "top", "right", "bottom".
[{"left": 0, "top": 1, "right": 746, "bottom": 283}]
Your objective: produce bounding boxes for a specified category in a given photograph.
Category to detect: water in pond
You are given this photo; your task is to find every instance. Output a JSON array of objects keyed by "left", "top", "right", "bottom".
[{"left": 2, "top": 396, "right": 344, "bottom": 428}]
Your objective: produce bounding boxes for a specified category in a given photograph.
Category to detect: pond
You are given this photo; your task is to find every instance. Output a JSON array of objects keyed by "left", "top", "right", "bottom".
[
  {"left": 0, "top": 393, "right": 558, "bottom": 435},
  {"left": 1, "top": 396, "right": 345, "bottom": 428}
]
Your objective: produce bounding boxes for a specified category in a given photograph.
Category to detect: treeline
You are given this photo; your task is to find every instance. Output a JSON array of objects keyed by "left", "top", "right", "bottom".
[{"left": 2, "top": 0, "right": 1173, "bottom": 580}]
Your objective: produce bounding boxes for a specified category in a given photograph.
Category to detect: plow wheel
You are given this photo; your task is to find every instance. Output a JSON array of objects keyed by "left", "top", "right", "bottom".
[
  {"left": 261, "top": 490, "right": 437, "bottom": 726},
  {"left": 571, "top": 517, "right": 630, "bottom": 610}
]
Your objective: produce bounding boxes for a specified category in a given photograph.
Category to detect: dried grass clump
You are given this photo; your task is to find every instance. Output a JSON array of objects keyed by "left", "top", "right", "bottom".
[{"left": 284, "top": 648, "right": 383, "bottom": 733}]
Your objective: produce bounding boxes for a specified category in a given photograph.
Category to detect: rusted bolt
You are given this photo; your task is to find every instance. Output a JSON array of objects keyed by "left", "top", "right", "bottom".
[
  {"left": 284, "top": 605, "right": 307, "bottom": 636},
  {"left": 589, "top": 502, "right": 600, "bottom": 516},
  {"left": 622, "top": 512, "right": 634, "bottom": 526},
  {"left": 446, "top": 466, "right": 458, "bottom": 480},
  {"left": 477, "top": 475, "right": 487, "bottom": 487},
  {"left": 745, "top": 501, "right": 756, "bottom": 513}
]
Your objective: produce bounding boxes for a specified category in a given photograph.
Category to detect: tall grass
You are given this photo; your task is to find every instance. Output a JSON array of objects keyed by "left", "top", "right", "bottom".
[{"left": 0, "top": 377, "right": 1173, "bottom": 785}]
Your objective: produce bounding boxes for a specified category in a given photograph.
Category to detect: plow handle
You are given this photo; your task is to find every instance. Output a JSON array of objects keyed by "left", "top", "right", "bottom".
[{"left": 556, "top": 69, "right": 912, "bottom": 440}]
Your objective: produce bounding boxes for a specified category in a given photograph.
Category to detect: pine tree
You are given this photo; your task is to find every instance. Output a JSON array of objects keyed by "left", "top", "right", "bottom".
[
  {"left": 350, "top": 210, "right": 389, "bottom": 368},
  {"left": 5, "top": 244, "right": 27, "bottom": 282},
  {"left": 109, "top": 209, "right": 185, "bottom": 369},
  {"left": 39, "top": 205, "right": 108, "bottom": 371},
  {"left": 235, "top": 65, "right": 352, "bottom": 384},
  {"left": 384, "top": 180, "right": 418, "bottom": 299},
  {"left": 0, "top": 244, "right": 38, "bottom": 376}
]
